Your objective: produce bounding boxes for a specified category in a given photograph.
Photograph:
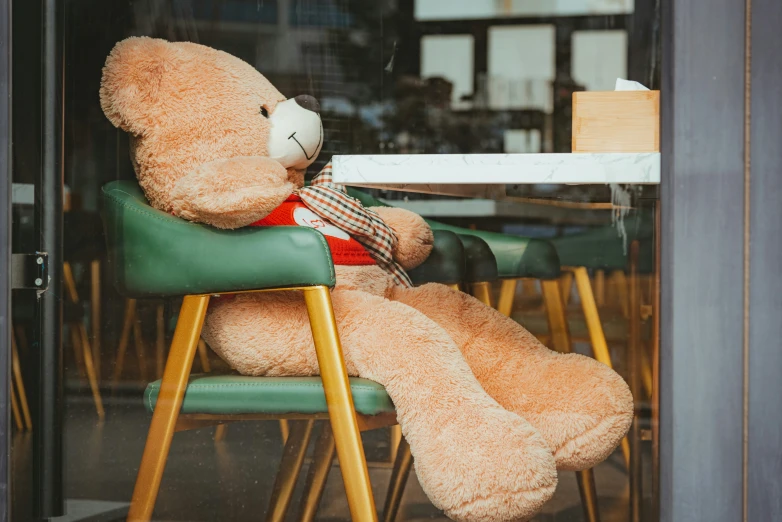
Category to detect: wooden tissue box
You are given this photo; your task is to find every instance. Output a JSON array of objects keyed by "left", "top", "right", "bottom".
[{"left": 572, "top": 91, "right": 660, "bottom": 153}]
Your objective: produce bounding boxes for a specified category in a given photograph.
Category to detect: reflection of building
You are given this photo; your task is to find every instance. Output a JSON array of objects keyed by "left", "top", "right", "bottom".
[{"left": 414, "top": 0, "right": 632, "bottom": 153}]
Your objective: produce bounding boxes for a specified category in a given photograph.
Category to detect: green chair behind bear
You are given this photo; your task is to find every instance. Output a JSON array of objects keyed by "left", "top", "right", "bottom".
[{"left": 101, "top": 181, "right": 472, "bottom": 522}]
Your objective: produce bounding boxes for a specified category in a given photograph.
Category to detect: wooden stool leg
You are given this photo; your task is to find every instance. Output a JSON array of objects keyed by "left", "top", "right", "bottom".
[
  {"left": 127, "top": 295, "right": 209, "bottom": 522},
  {"left": 297, "top": 423, "right": 337, "bottom": 522},
  {"left": 113, "top": 299, "right": 136, "bottom": 387},
  {"left": 78, "top": 324, "right": 105, "bottom": 419},
  {"left": 382, "top": 438, "right": 413, "bottom": 522},
  {"left": 540, "top": 280, "right": 602, "bottom": 521},
  {"left": 11, "top": 333, "right": 32, "bottom": 430},
  {"left": 303, "top": 286, "right": 377, "bottom": 522},
  {"left": 497, "top": 279, "right": 518, "bottom": 317},
  {"left": 576, "top": 469, "right": 600, "bottom": 522},
  {"left": 571, "top": 266, "right": 631, "bottom": 467},
  {"left": 471, "top": 281, "right": 493, "bottom": 307},
  {"left": 265, "top": 420, "right": 315, "bottom": 522},
  {"left": 91, "top": 260, "right": 101, "bottom": 381}
]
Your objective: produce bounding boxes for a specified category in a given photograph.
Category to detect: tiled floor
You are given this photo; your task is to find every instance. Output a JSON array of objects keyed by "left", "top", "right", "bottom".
[{"left": 12, "top": 390, "right": 650, "bottom": 522}]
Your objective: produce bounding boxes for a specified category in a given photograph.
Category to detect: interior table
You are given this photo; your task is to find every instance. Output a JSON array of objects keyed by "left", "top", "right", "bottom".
[{"left": 331, "top": 152, "right": 661, "bottom": 199}]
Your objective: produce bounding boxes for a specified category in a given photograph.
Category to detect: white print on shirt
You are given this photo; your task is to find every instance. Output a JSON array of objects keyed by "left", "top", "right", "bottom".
[{"left": 293, "top": 207, "right": 350, "bottom": 240}]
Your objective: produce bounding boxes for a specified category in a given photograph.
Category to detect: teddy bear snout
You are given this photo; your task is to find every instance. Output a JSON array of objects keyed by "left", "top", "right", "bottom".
[
  {"left": 267, "top": 97, "right": 323, "bottom": 170},
  {"left": 293, "top": 94, "right": 320, "bottom": 114}
]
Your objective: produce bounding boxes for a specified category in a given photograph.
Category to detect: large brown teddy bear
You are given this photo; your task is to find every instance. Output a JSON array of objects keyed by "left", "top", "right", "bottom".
[{"left": 100, "top": 37, "right": 632, "bottom": 522}]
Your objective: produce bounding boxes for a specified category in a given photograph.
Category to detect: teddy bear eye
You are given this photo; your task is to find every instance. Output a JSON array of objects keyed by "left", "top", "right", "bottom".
[{"left": 260, "top": 106, "right": 269, "bottom": 118}]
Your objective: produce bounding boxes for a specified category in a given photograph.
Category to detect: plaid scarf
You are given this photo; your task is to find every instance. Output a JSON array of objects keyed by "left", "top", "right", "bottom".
[{"left": 297, "top": 161, "right": 413, "bottom": 288}]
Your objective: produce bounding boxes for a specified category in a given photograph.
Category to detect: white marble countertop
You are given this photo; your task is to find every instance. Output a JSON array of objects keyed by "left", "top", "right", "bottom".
[{"left": 332, "top": 153, "right": 660, "bottom": 198}]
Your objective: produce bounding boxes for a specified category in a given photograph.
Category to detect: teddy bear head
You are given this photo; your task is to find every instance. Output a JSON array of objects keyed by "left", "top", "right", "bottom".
[{"left": 100, "top": 37, "right": 323, "bottom": 211}]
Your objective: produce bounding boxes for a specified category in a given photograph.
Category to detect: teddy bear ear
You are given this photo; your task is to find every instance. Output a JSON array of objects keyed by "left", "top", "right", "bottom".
[{"left": 100, "top": 37, "right": 173, "bottom": 135}]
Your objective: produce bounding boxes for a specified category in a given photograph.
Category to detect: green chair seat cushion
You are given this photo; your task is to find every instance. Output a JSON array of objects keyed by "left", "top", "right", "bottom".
[
  {"left": 446, "top": 226, "right": 560, "bottom": 280},
  {"left": 551, "top": 213, "right": 654, "bottom": 273},
  {"left": 457, "top": 234, "right": 498, "bottom": 283},
  {"left": 144, "top": 374, "right": 395, "bottom": 416},
  {"left": 101, "top": 181, "right": 336, "bottom": 298},
  {"left": 345, "top": 188, "right": 559, "bottom": 281},
  {"left": 408, "top": 230, "right": 465, "bottom": 286}
]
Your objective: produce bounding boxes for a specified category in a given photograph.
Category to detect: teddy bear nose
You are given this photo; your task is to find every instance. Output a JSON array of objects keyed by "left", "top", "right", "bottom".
[{"left": 293, "top": 95, "right": 320, "bottom": 114}]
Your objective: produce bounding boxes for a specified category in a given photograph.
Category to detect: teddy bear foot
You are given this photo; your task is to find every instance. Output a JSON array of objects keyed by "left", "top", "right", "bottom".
[{"left": 405, "top": 404, "right": 558, "bottom": 522}]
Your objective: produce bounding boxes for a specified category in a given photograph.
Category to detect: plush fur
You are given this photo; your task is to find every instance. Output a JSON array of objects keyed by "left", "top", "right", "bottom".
[{"left": 101, "top": 37, "right": 632, "bottom": 522}]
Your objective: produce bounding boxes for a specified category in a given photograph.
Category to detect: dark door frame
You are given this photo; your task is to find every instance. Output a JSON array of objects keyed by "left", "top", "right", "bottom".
[
  {"left": 0, "top": 0, "right": 11, "bottom": 519},
  {"left": 660, "top": 0, "right": 782, "bottom": 521}
]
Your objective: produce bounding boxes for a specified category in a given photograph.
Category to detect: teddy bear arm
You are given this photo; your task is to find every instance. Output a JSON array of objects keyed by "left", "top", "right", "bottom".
[
  {"left": 170, "top": 156, "right": 295, "bottom": 229},
  {"left": 368, "top": 206, "right": 434, "bottom": 270}
]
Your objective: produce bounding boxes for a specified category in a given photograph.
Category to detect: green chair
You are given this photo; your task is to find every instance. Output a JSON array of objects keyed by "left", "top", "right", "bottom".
[
  {"left": 103, "top": 181, "right": 384, "bottom": 522},
  {"left": 101, "top": 181, "right": 469, "bottom": 522}
]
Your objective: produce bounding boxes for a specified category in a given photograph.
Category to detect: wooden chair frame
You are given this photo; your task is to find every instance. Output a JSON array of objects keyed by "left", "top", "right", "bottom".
[{"left": 128, "top": 286, "right": 387, "bottom": 522}]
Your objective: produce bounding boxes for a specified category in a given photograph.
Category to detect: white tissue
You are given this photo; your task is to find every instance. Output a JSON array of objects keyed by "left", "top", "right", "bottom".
[{"left": 614, "top": 78, "right": 650, "bottom": 91}]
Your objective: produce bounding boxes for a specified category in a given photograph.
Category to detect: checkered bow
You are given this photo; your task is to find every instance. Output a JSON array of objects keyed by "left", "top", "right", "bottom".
[{"left": 297, "top": 161, "right": 414, "bottom": 288}]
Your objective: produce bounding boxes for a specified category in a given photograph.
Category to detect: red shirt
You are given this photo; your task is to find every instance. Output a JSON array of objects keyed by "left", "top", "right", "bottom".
[{"left": 249, "top": 195, "right": 375, "bottom": 266}]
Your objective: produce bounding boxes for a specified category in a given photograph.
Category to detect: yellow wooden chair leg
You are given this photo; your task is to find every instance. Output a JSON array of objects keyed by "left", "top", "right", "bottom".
[
  {"left": 10, "top": 386, "right": 23, "bottom": 432},
  {"left": 388, "top": 424, "right": 402, "bottom": 464},
  {"left": 539, "top": 280, "right": 602, "bottom": 519},
  {"left": 447, "top": 283, "right": 460, "bottom": 292},
  {"left": 594, "top": 269, "right": 606, "bottom": 307},
  {"left": 78, "top": 324, "right": 105, "bottom": 420},
  {"left": 569, "top": 268, "right": 613, "bottom": 368},
  {"left": 576, "top": 469, "right": 600, "bottom": 522},
  {"left": 127, "top": 295, "right": 210, "bottom": 522},
  {"left": 559, "top": 271, "right": 574, "bottom": 306},
  {"left": 113, "top": 298, "right": 136, "bottom": 387},
  {"left": 91, "top": 259, "right": 101, "bottom": 381},
  {"left": 471, "top": 281, "right": 493, "bottom": 307},
  {"left": 613, "top": 270, "right": 630, "bottom": 318},
  {"left": 197, "top": 339, "right": 211, "bottom": 373},
  {"left": 497, "top": 279, "right": 518, "bottom": 317},
  {"left": 297, "top": 423, "right": 337, "bottom": 522},
  {"left": 540, "top": 280, "right": 571, "bottom": 353},
  {"left": 213, "top": 424, "right": 227, "bottom": 442},
  {"left": 303, "top": 286, "right": 377, "bottom": 522},
  {"left": 70, "top": 326, "right": 86, "bottom": 378},
  {"left": 569, "top": 266, "right": 630, "bottom": 468},
  {"left": 132, "top": 318, "right": 149, "bottom": 383},
  {"left": 382, "top": 438, "right": 413, "bottom": 522},
  {"left": 11, "top": 333, "right": 32, "bottom": 430},
  {"left": 156, "top": 304, "right": 165, "bottom": 379},
  {"left": 265, "top": 420, "right": 316, "bottom": 522},
  {"left": 641, "top": 346, "right": 654, "bottom": 398}
]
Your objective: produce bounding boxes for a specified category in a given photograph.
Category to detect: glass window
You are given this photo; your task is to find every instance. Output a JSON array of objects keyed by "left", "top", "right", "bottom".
[{"left": 10, "top": 1, "right": 660, "bottom": 520}]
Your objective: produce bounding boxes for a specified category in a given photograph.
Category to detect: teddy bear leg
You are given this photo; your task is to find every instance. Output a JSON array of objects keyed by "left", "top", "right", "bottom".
[
  {"left": 202, "top": 290, "right": 557, "bottom": 522},
  {"left": 390, "top": 283, "right": 633, "bottom": 472}
]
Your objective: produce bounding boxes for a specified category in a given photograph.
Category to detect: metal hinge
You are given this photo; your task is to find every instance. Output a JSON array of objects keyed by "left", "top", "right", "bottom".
[{"left": 11, "top": 252, "right": 49, "bottom": 291}]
